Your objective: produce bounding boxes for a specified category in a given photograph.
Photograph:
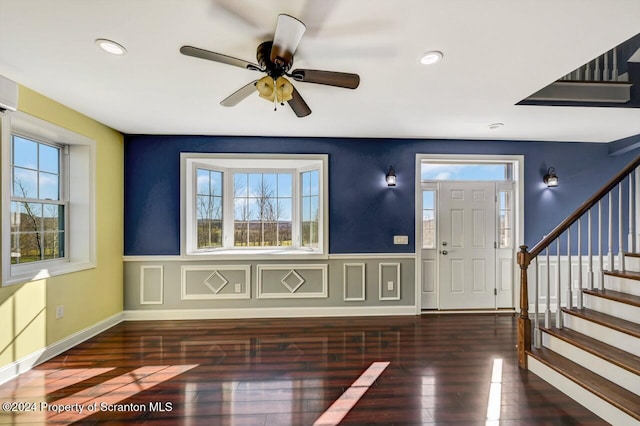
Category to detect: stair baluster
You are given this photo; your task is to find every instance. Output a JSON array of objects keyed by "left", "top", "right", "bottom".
[
  {"left": 556, "top": 239, "right": 562, "bottom": 328},
  {"left": 608, "top": 192, "right": 614, "bottom": 271},
  {"left": 620, "top": 182, "right": 625, "bottom": 271},
  {"left": 629, "top": 172, "right": 635, "bottom": 253},
  {"left": 588, "top": 208, "right": 594, "bottom": 290},
  {"left": 599, "top": 199, "right": 604, "bottom": 288},
  {"left": 567, "top": 227, "right": 572, "bottom": 309},
  {"left": 577, "top": 218, "right": 583, "bottom": 309},
  {"left": 545, "top": 246, "right": 551, "bottom": 328}
]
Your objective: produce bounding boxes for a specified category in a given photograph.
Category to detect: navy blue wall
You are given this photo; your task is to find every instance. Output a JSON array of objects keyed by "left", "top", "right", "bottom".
[{"left": 124, "top": 135, "right": 636, "bottom": 255}]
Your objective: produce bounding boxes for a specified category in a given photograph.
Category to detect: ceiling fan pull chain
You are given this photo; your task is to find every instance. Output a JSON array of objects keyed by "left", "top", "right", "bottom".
[{"left": 273, "top": 78, "right": 278, "bottom": 111}]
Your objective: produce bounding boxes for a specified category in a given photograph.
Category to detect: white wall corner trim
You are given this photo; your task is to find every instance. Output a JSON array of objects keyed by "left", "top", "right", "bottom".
[{"left": 0, "top": 312, "right": 123, "bottom": 385}]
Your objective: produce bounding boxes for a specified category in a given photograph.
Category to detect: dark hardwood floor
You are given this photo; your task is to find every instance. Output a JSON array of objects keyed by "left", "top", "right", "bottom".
[{"left": 0, "top": 314, "right": 608, "bottom": 425}]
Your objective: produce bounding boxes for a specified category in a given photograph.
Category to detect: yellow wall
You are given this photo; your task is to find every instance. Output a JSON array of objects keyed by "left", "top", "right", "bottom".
[{"left": 0, "top": 86, "right": 123, "bottom": 368}]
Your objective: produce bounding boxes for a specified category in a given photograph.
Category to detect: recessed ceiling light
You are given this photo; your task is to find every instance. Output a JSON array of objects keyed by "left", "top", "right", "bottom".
[
  {"left": 488, "top": 122, "right": 504, "bottom": 130},
  {"left": 420, "top": 51, "right": 443, "bottom": 65},
  {"left": 95, "top": 38, "right": 127, "bottom": 55}
]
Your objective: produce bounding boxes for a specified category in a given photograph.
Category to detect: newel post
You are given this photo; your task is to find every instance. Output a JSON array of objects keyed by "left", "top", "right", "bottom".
[{"left": 517, "top": 245, "right": 532, "bottom": 369}]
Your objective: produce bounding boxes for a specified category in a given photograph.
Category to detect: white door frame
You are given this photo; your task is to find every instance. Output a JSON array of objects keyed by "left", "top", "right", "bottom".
[{"left": 414, "top": 154, "right": 525, "bottom": 313}]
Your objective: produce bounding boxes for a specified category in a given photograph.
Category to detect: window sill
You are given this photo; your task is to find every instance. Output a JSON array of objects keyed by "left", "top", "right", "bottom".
[
  {"left": 3, "top": 260, "right": 96, "bottom": 287},
  {"left": 183, "top": 248, "right": 327, "bottom": 261}
]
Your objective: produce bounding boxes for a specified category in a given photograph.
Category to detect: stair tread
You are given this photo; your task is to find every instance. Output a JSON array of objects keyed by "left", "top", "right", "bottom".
[
  {"left": 605, "top": 269, "right": 640, "bottom": 281},
  {"left": 528, "top": 347, "right": 640, "bottom": 421},
  {"left": 562, "top": 307, "right": 640, "bottom": 339},
  {"left": 583, "top": 288, "right": 640, "bottom": 308},
  {"left": 541, "top": 326, "right": 640, "bottom": 375}
]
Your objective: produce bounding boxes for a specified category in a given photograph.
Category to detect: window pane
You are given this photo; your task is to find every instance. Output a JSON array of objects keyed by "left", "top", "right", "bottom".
[
  {"left": 196, "top": 169, "right": 210, "bottom": 195},
  {"left": 39, "top": 143, "right": 59, "bottom": 174},
  {"left": 278, "top": 198, "right": 292, "bottom": 222},
  {"left": 39, "top": 171, "right": 59, "bottom": 200},
  {"left": 11, "top": 232, "right": 41, "bottom": 264},
  {"left": 21, "top": 203, "right": 42, "bottom": 232},
  {"left": 42, "top": 204, "right": 60, "bottom": 232},
  {"left": 263, "top": 222, "right": 277, "bottom": 246},
  {"left": 279, "top": 222, "right": 292, "bottom": 246},
  {"left": 422, "top": 190, "right": 436, "bottom": 249},
  {"left": 302, "top": 170, "right": 311, "bottom": 196},
  {"left": 42, "top": 232, "right": 61, "bottom": 260},
  {"left": 248, "top": 173, "right": 263, "bottom": 197},
  {"left": 278, "top": 174, "right": 292, "bottom": 197},
  {"left": 421, "top": 163, "right": 509, "bottom": 181},
  {"left": 13, "top": 167, "right": 37, "bottom": 198},
  {"left": 12, "top": 136, "right": 37, "bottom": 169},
  {"left": 234, "top": 173, "right": 248, "bottom": 197},
  {"left": 234, "top": 221, "right": 248, "bottom": 246},
  {"left": 309, "top": 170, "right": 319, "bottom": 196}
]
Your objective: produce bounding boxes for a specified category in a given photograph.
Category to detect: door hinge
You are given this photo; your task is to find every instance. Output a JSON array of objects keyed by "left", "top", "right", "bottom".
[
  {"left": 494, "top": 241, "right": 497, "bottom": 249},
  {"left": 494, "top": 288, "right": 497, "bottom": 296}
]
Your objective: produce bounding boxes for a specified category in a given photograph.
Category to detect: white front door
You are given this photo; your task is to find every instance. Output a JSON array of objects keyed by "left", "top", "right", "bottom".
[{"left": 438, "top": 181, "right": 496, "bottom": 309}]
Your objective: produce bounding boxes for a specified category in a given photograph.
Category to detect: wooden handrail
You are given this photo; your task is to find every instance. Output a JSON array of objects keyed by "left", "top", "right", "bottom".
[
  {"left": 529, "top": 154, "right": 640, "bottom": 258},
  {"left": 517, "top": 153, "right": 640, "bottom": 369}
]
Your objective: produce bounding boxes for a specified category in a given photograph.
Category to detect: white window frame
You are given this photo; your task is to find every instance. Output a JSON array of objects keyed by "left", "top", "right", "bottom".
[
  {"left": 1, "top": 111, "right": 96, "bottom": 286},
  {"left": 181, "top": 153, "right": 328, "bottom": 260}
]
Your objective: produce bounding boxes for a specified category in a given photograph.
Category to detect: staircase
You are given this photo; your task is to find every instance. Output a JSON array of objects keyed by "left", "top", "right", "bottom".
[{"left": 517, "top": 156, "right": 640, "bottom": 425}]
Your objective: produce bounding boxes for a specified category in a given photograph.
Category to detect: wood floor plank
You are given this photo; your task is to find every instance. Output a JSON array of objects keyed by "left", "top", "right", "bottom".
[{"left": 0, "top": 314, "right": 609, "bottom": 425}]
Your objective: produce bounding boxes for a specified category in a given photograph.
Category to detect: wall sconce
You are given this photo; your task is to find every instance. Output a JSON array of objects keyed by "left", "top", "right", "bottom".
[
  {"left": 543, "top": 167, "right": 558, "bottom": 187},
  {"left": 386, "top": 166, "right": 397, "bottom": 187}
]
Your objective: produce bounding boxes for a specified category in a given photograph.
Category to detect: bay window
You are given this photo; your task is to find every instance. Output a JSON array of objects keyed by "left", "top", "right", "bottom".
[{"left": 182, "top": 154, "right": 327, "bottom": 256}]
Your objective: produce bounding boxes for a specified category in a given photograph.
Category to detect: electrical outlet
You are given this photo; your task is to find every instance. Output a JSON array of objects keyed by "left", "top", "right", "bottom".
[
  {"left": 55, "top": 305, "right": 64, "bottom": 319},
  {"left": 393, "top": 235, "right": 408, "bottom": 245},
  {"left": 235, "top": 283, "right": 241, "bottom": 293},
  {"left": 387, "top": 281, "right": 394, "bottom": 291}
]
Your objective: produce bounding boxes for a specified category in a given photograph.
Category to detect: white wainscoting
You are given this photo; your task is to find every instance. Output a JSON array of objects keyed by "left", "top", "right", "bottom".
[
  {"left": 379, "top": 263, "right": 401, "bottom": 301},
  {"left": 257, "top": 264, "right": 328, "bottom": 299},
  {"left": 344, "top": 263, "right": 366, "bottom": 301},
  {"left": 181, "top": 265, "right": 251, "bottom": 300},
  {"left": 140, "top": 265, "right": 164, "bottom": 305}
]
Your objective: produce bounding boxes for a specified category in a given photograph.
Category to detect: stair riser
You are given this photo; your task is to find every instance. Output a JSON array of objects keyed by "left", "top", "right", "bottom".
[
  {"left": 603, "top": 275, "right": 640, "bottom": 297},
  {"left": 624, "top": 256, "right": 640, "bottom": 272},
  {"left": 562, "top": 312, "right": 640, "bottom": 357},
  {"left": 583, "top": 294, "right": 640, "bottom": 326},
  {"left": 528, "top": 356, "right": 640, "bottom": 426},
  {"left": 541, "top": 333, "right": 640, "bottom": 394}
]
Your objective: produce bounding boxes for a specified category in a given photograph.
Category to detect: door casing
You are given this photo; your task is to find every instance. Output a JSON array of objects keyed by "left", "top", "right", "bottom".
[{"left": 414, "top": 154, "right": 524, "bottom": 312}]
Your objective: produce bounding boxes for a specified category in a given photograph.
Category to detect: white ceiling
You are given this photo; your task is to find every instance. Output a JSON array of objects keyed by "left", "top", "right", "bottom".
[{"left": 1, "top": 0, "right": 640, "bottom": 143}]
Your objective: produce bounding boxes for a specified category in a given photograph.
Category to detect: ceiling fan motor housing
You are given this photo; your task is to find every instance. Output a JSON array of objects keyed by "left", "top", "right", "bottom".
[{"left": 257, "top": 41, "right": 292, "bottom": 77}]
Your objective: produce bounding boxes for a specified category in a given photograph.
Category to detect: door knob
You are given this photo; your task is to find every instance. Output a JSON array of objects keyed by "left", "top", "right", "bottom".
[
  {"left": 440, "top": 250, "right": 448, "bottom": 255},
  {"left": 442, "top": 241, "right": 447, "bottom": 246}
]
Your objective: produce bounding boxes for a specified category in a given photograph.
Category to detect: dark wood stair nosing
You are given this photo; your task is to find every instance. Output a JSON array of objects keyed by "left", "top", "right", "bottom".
[
  {"left": 604, "top": 269, "right": 640, "bottom": 281},
  {"left": 582, "top": 288, "right": 640, "bottom": 308},
  {"left": 561, "top": 307, "right": 640, "bottom": 339},
  {"left": 527, "top": 347, "right": 640, "bottom": 422},
  {"left": 540, "top": 326, "right": 640, "bottom": 376}
]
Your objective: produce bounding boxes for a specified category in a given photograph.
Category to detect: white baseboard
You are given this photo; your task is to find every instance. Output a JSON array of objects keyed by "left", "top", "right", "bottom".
[
  {"left": 0, "top": 312, "right": 124, "bottom": 386},
  {"left": 123, "top": 305, "right": 417, "bottom": 321}
]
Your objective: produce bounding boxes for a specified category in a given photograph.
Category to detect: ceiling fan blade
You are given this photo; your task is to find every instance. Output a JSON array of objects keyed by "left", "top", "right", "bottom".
[
  {"left": 180, "top": 46, "right": 261, "bottom": 71},
  {"left": 287, "top": 86, "right": 311, "bottom": 117},
  {"left": 270, "top": 14, "right": 306, "bottom": 67},
  {"left": 220, "top": 80, "right": 258, "bottom": 107},
  {"left": 290, "top": 69, "right": 360, "bottom": 89}
]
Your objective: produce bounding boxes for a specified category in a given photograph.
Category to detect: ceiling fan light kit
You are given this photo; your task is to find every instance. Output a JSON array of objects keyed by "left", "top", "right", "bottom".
[{"left": 180, "top": 13, "right": 360, "bottom": 117}]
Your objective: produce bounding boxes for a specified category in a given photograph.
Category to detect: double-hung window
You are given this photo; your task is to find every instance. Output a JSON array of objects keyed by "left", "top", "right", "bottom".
[
  {"left": 183, "top": 154, "right": 327, "bottom": 257},
  {"left": 10, "top": 135, "right": 65, "bottom": 264},
  {"left": 2, "top": 111, "right": 95, "bottom": 285}
]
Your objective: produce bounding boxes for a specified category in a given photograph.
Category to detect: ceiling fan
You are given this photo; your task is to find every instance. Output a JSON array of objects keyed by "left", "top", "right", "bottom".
[{"left": 180, "top": 14, "right": 360, "bottom": 117}]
